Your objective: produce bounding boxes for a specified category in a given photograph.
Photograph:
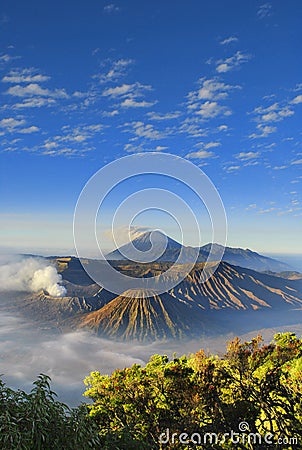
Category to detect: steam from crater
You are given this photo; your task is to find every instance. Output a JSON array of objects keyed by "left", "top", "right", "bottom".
[{"left": 0, "top": 256, "right": 66, "bottom": 297}]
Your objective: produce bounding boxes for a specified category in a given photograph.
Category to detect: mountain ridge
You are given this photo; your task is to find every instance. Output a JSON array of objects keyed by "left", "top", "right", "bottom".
[
  {"left": 11, "top": 259, "right": 302, "bottom": 341},
  {"left": 106, "top": 231, "right": 293, "bottom": 273}
]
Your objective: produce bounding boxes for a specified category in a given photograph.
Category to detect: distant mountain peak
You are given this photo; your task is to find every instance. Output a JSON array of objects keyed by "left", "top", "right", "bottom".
[
  {"left": 106, "top": 230, "right": 292, "bottom": 273},
  {"left": 130, "top": 230, "right": 181, "bottom": 248},
  {"left": 107, "top": 230, "right": 182, "bottom": 262}
]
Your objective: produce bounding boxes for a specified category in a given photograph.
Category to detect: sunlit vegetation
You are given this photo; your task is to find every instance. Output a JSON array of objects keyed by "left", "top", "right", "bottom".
[
  {"left": 84, "top": 332, "right": 302, "bottom": 449},
  {"left": 1, "top": 333, "right": 301, "bottom": 449},
  {"left": 0, "top": 375, "right": 100, "bottom": 449}
]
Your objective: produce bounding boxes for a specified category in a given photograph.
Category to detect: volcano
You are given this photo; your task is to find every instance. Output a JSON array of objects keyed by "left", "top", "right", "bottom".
[
  {"left": 107, "top": 230, "right": 292, "bottom": 273},
  {"left": 66, "top": 261, "right": 302, "bottom": 340}
]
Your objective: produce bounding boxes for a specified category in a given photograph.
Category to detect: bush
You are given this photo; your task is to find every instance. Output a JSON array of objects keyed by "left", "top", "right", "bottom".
[
  {"left": 1, "top": 333, "right": 301, "bottom": 449},
  {"left": 84, "top": 333, "right": 302, "bottom": 449},
  {"left": 0, "top": 374, "right": 100, "bottom": 450}
]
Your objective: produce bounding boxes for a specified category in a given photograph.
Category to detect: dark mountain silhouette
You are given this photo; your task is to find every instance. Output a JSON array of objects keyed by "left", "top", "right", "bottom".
[
  {"left": 106, "top": 230, "right": 184, "bottom": 263},
  {"left": 107, "top": 231, "right": 292, "bottom": 273}
]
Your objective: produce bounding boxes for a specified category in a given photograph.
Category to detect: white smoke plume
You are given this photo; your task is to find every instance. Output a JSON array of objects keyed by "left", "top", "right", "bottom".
[
  {"left": 103, "top": 225, "right": 154, "bottom": 251},
  {"left": 0, "top": 256, "right": 67, "bottom": 297}
]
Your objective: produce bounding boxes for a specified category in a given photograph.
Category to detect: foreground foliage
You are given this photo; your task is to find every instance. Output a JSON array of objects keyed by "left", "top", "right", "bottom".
[
  {"left": 0, "top": 374, "right": 100, "bottom": 450},
  {"left": 1, "top": 333, "right": 301, "bottom": 449},
  {"left": 84, "top": 332, "right": 302, "bottom": 449}
]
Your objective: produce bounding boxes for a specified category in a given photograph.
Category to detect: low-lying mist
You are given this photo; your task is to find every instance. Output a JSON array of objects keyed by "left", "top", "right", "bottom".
[
  {"left": 1, "top": 254, "right": 301, "bottom": 407},
  {"left": 0, "top": 255, "right": 66, "bottom": 297},
  {"left": 1, "top": 297, "right": 301, "bottom": 406}
]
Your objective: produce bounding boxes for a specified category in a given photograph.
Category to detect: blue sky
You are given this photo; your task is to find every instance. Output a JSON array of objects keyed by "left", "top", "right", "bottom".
[{"left": 0, "top": 0, "right": 301, "bottom": 256}]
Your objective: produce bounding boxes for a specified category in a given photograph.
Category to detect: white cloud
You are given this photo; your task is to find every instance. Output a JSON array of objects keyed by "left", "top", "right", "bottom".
[
  {"left": 216, "top": 51, "right": 251, "bottom": 73},
  {"left": 273, "top": 165, "right": 288, "bottom": 170},
  {"left": 220, "top": 36, "right": 238, "bottom": 45},
  {"left": 258, "top": 207, "right": 277, "bottom": 214},
  {"left": 217, "top": 124, "right": 228, "bottom": 132},
  {"left": 243, "top": 160, "right": 259, "bottom": 167},
  {"left": 124, "top": 143, "right": 168, "bottom": 153},
  {"left": 257, "top": 206, "right": 279, "bottom": 214},
  {"left": 124, "top": 121, "right": 164, "bottom": 140},
  {"left": 6, "top": 83, "right": 68, "bottom": 99},
  {"left": 0, "top": 54, "right": 11, "bottom": 63},
  {"left": 257, "top": 3, "right": 272, "bottom": 19},
  {"left": 249, "top": 124, "right": 277, "bottom": 139},
  {"left": 190, "top": 78, "right": 239, "bottom": 102},
  {"left": 85, "top": 124, "right": 104, "bottom": 132},
  {"left": 41, "top": 147, "right": 90, "bottom": 157},
  {"left": 0, "top": 117, "right": 26, "bottom": 130},
  {"left": 40, "top": 124, "right": 104, "bottom": 156},
  {"left": 249, "top": 97, "right": 299, "bottom": 138},
  {"left": 0, "top": 118, "right": 39, "bottom": 135},
  {"left": 155, "top": 145, "right": 168, "bottom": 151},
  {"left": 124, "top": 143, "right": 146, "bottom": 153},
  {"left": 261, "top": 110, "right": 292, "bottom": 121},
  {"left": 13, "top": 97, "right": 56, "bottom": 108},
  {"left": 18, "top": 126, "right": 39, "bottom": 134},
  {"left": 121, "top": 98, "right": 155, "bottom": 108},
  {"left": 196, "top": 101, "right": 231, "bottom": 119},
  {"left": 103, "top": 82, "right": 152, "bottom": 99},
  {"left": 291, "top": 95, "right": 302, "bottom": 104},
  {"left": 103, "top": 84, "right": 135, "bottom": 97},
  {"left": 246, "top": 203, "right": 257, "bottom": 210},
  {"left": 59, "top": 124, "right": 104, "bottom": 142},
  {"left": 204, "top": 141, "right": 221, "bottom": 149},
  {"left": 185, "top": 150, "right": 215, "bottom": 159},
  {"left": 2, "top": 68, "right": 50, "bottom": 83},
  {"left": 186, "top": 78, "right": 239, "bottom": 121},
  {"left": 236, "top": 151, "right": 260, "bottom": 161},
  {"left": 225, "top": 165, "right": 240, "bottom": 172},
  {"left": 278, "top": 207, "right": 302, "bottom": 216},
  {"left": 0, "top": 53, "right": 19, "bottom": 64},
  {"left": 252, "top": 102, "right": 294, "bottom": 122},
  {"left": 104, "top": 3, "right": 120, "bottom": 13},
  {"left": 291, "top": 159, "right": 302, "bottom": 165},
  {"left": 95, "top": 59, "right": 133, "bottom": 83},
  {"left": 44, "top": 141, "right": 58, "bottom": 150},
  {"left": 178, "top": 118, "right": 208, "bottom": 138},
  {"left": 102, "top": 82, "right": 155, "bottom": 109},
  {"left": 102, "top": 109, "right": 119, "bottom": 117},
  {"left": 147, "top": 111, "right": 181, "bottom": 120}
]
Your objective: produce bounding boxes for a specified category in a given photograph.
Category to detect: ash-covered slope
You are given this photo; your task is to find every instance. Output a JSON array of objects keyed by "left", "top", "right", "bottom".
[
  {"left": 168, "top": 262, "right": 302, "bottom": 310},
  {"left": 76, "top": 289, "right": 202, "bottom": 340},
  {"left": 18, "top": 289, "right": 114, "bottom": 325},
  {"left": 12, "top": 280, "right": 116, "bottom": 329},
  {"left": 72, "top": 262, "right": 302, "bottom": 340},
  {"left": 9, "top": 254, "right": 302, "bottom": 340}
]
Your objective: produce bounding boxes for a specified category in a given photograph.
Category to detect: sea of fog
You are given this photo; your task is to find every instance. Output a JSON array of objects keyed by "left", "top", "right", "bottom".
[
  {"left": 0, "top": 253, "right": 301, "bottom": 407},
  {"left": 0, "top": 298, "right": 302, "bottom": 408}
]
